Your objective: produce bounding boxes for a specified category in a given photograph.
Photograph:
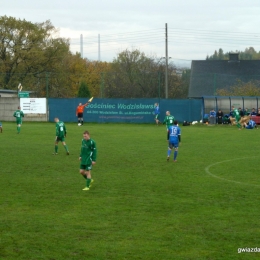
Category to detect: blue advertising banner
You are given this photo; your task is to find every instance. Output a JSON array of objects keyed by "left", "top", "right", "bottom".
[
  {"left": 86, "top": 99, "right": 157, "bottom": 123},
  {"left": 48, "top": 98, "right": 202, "bottom": 123}
]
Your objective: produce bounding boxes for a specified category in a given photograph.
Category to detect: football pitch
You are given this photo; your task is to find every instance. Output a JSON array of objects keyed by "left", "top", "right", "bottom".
[{"left": 0, "top": 122, "right": 260, "bottom": 260}]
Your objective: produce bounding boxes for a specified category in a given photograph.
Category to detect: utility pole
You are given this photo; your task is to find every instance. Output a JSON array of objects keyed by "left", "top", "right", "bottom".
[
  {"left": 165, "top": 23, "right": 168, "bottom": 99},
  {"left": 98, "top": 34, "right": 101, "bottom": 61}
]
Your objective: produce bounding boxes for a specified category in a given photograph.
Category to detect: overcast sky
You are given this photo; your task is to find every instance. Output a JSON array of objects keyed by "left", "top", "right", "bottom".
[{"left": 2, "top": 0, "right": 260, "bottom": 67}]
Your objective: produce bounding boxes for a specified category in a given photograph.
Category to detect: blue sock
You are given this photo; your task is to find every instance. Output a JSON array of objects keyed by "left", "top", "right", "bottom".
[
  {"left": 174, "top": 151, "right": 178, "bottom": 160},
  {"left": 167, "top": 150, "right": 171, "bottom": 157}
]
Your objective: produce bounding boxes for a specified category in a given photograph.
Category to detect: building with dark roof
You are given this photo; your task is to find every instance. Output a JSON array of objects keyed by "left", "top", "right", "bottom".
[{"left": 188, "top": 53, "right": 260, "bottom": 98}]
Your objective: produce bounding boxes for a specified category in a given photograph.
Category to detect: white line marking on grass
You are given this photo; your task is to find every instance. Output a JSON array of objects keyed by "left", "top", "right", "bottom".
[{"left": 205, "top": 157, "right": 260, "bottom": 187}]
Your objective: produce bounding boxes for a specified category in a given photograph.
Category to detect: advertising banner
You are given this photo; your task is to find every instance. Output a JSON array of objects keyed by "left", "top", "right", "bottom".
[{"left": 20, "top": 98, "right": 47, "bottom": 114}]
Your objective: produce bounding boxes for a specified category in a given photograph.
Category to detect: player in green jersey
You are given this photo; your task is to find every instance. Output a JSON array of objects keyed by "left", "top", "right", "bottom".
[
  {"left": 232, "top": 106, "right": 241, "bottom": 129},
  {"left": 163, "top": 111, "right": 175, "bottom": 139},
  {"left": 13, "top": 106, "right": 24, "bottom": 133},
  {"left": 163, "top": 111, "right": 175, "bottom": 128},
  {"left": 79, "top": 130, "right": 97, "bottom": 191},
  {"left": 54, "top": 117, "right": 69, "bottom": 155}
]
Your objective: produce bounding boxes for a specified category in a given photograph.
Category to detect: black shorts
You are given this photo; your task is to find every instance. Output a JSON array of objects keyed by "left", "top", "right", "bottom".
[{"left": 78, "top": 113, "right": 83, "bottom": 118}]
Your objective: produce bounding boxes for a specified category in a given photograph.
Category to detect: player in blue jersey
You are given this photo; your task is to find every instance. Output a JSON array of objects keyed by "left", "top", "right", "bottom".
[
  {"left": 167, "top": 120, "right": 181, "bottom": 162},
  {"left": 244, "top": 119, "right": 258, "bottom": 129},
  {"left": 153, "top": 103, "right": 161, "bottom": 125}
]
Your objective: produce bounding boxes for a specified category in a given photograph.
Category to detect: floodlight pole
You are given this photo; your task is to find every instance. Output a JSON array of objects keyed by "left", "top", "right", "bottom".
[
  {"left": 80, "top": 34, "right": 83, "bottom": 58},
  {"left": 98, "top": 34, "right": 100, "bottom": 61},
  {"left": 165, "top": 23, "right": 168, "bottom": 99}
]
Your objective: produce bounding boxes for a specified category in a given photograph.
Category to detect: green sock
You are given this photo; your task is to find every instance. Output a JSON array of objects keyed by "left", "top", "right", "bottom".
[
  {"left": 55, "top": 145, "right": 58, "bottom": 153},
  {"left": 86, "top": 178, "right": 91, "bottom": 187},
  {"left": 64, "top": 145, "right": 69, "bottom": 152}
]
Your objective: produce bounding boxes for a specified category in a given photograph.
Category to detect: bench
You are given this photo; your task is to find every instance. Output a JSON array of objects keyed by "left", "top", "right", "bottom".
[{"left": 250, "top": 116, "right": 260, "bottom": 125}]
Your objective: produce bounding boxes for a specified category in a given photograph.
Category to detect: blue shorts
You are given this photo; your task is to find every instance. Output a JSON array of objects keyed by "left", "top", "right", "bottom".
[
  {"left": 246, "top": 125, "right": 254, "bottom": 129},
  {"left": 168, "top": 141, "right": 178, "bottom": 149}
]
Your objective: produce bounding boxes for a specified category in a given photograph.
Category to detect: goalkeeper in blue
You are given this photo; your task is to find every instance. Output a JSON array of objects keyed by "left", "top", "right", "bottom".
[{"left": 167, "top": 120, "right": 181, "bottom": 162}]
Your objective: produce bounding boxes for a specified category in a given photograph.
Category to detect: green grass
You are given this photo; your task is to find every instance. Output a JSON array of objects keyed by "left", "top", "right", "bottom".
[{"left": 1, "top": 122, "right": 260, "bottom": 259}]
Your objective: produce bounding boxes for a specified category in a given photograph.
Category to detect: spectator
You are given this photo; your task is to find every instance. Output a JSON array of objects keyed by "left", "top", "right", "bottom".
[
  {"left": 223, "top": 114, "right": 230, "bottom": 124},
  {"left": 209, "top": 109, "right": 216, "bottom": 124},
  {"left": 238, "top": 108, "right": 244, "bottom": 117},
  {"left": 256, "top": 108, "right": 260, "bottom": 116},
  {"left": 216, "top": 109, "right": 224, "bottom": 124},
  {"left": 251, "top": 108, "right": 257, "bottom": 116},
  {"left": 229, "top": 108, "right": 234, "bottom": 118},
  {"left": 243, "top": 108, "right": 250, "bottom": 116}
]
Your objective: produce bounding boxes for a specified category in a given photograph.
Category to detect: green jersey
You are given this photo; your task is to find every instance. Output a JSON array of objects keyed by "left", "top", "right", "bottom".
[
  {"left": 13, "top": 110, "right": 24, "bottom": 122},
  {"left": 163, "top": 115, "right": 175, "bottom": 127},
  {"left": 55, "top": 121, "right": 67, "bottom": 138},
  {"left": 80, "top": 138, "right": 97, "bottom": 165},
  {"left": 233, "top": 109, "right": 240, "bottom": 119}
]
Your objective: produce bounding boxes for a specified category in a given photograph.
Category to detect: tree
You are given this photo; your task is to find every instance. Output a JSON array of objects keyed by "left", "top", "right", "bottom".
[
  {"left": 84, "top": 60, "right": 111, "bottom": 97},
  {"left": 105, "top": 49, "right": 158, "bottom": 98},
  {"left": 46, "top": 52, "right": 88, "bottom": 98},
  {"left": 102, "top": 48, "right": 188, "bottom": 98},
  {"left": 216, "top": 79, "right": 260, "bottom": 96},
  {"left": 218, "top": 48, "right": 224, "bottom": 60},
  {"left": 212, "top": 50, "right": 218, "bottom": 60},
  {"left": 178, "top": 69, "right": 190, "bottom": 98},
  {"left": 0, "top": 16, "right": 69, "bottom": 90},
  {"left": 78, "top": 81, "right": 91, "bottom": 98},
  {"left": 206, "top": 47, "right": 260, "bottom": 60}
]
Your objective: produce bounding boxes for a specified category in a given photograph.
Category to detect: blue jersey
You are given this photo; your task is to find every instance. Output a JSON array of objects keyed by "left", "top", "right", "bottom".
[
  {"left": 154, "top": 106, "right": 160, "bottom": 115},
  {"left": 209, "top": 111, "right": 216, "bottom": 117},
  {"left": 168, "top": 125, "right": 181, "bottom": 144},
  {"left": 247, "top": 119, "right": 256, "bottom": 128}
]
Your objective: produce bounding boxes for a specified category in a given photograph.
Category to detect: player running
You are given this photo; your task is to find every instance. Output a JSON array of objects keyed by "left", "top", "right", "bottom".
[
  {"left": 53, "top": 117, "right": 69, "bottom": 155},
  {"left": 167, "top": 120, "right": 181, "bottom": 162},
  {"left": 79, "top": 130, "right": 97, "bottom": 191},
  {"left": 13, "top": 106, "right": 24, "bottom": 134}
]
